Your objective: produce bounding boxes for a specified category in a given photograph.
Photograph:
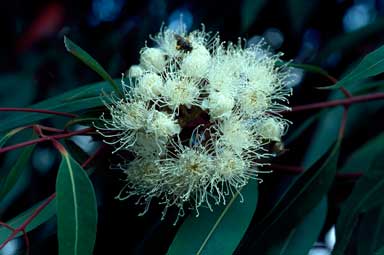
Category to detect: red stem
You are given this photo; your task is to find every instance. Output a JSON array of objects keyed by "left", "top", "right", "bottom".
[
  {"left": 0, "top": 107, "right": 77, "bottom": 118},
  {"left": 0, "top": 128, "right": 94, "bottom": 155},
  {"left": 326, "top": 74, "right": 338, "bottom": 84},
  {"left": 338, "top": 106, "right": 349, "bottom": 139},
  {"left": 22, "top": 229, "right": 30, "bottom": 255},
  {"left": 0, "top": 193, "right": 56, "bottom": 250},
  {"left": 0, "top": 222, "right": 15, "bottom": 231},
  {"left": 285, "top": 92, "right": 384, "bottom": 113},
  {"left": 81, "top": 144, "right": 106, "bottom": 168},
  {"left": 339, "top": 87, "right": 352, "bottom": 98}
]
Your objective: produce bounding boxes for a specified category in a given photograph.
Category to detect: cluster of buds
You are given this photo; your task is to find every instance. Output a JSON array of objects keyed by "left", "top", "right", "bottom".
[{"left": 97, "top": 24, "right": 291, "bottom": 223}]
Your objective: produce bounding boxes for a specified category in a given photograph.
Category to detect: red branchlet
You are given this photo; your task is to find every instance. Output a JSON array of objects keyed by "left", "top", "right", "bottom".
[
  {"left": 0, "top": 127, "right": 94, "bottom": 155},
  {"left": 284, "top": 92, "right": 384, "bottom": 113},
  {"left": 0, "top": 107, "right": 78, "bottom": 118}
]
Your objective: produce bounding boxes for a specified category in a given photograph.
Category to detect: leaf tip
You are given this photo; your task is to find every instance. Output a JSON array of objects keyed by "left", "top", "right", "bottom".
[{"left": 63, "top": 36, "right": 72, "bottom": 52}]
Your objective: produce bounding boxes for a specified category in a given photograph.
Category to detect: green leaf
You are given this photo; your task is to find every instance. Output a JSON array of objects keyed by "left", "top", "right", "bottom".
[
  {"left": 64, "top": 140, "right": 90, "bottom": 166},
  {"left": 246, "top": 141, "right": 339, "bottom": 252},
  {"left": 0, "top": 127, "right": 28, "bottom": 148},
  {"left": 376, "top": 246, "right": 384, "bottom": 255},
  {"left": 0, "top": 80, "right": 113, "bottom": 133},
  {"left": 56, "top": 153, "right": 97, "bottom": 255},
  {"left": 64, "top": 36, "right": 122, "bottom": 97},
  {"left": 0, "top": 196, "right": 56, "bottom": 243},
  {"left": 265, "top": 197, "right": 327, "bottom": 255},
  {"left": 286, "top": 62, "right": 333, "bottom": 80},
  {"left": 285, "top": 110, "right": 323, "bottom": 145},
  {"left": 320, "top": 44, "right": 384, "bottom": 90},
  {"left": 333, "top": 147, "right": 384, "bottom": 255},
  {"left": 167, "top": 179, "right": 258, "bottom": 255},
  {"left": 0, "top": 132, "right": 37, "bottom": 200},
  {"left": 340, "top": 132, "right": 384, "bottom": 174},
  {"left": 356, "top": 206, "right": 384, "bottom": 255},
  {"left": 240, "top": 0, "right": 267, "bottom": 32}
]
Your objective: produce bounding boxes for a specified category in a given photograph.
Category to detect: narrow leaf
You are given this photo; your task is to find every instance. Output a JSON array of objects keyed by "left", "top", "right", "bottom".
[
  {"left": 245, "top": 141, "right": 339, "bottom": 252},
  {"left": 0, "top": 196, "right": 56, "bottom": 243},
  {"left": 320, "top": 44, "right": 384, "bottom": 90},
  {"left": 333, "top": 148, "right": 384, "bottom": 255},
  {"left": 285, "top": 110, "right": 323, "bottom": 145},
  {"left": 56, "top": 154, "right": 97, "bottom": 255},
  {"left": 356, "top": 206, "right": 384, "bottom": 255},
  {"left": 0, "top": 80, "right": 113, "bottom": 133},
  {"left": 64, "top": 36, "right": 122, "bottom": 96},
  {"left": 340, "top": 132, "right": 384, "bottom": 174},
  {"left": 0, "top": 127, "right": 28, "bottom": 148},
  {"left": 0, "top": 133, "right": 37, "bottom": 200},
  {"left": 376, "top": 246, "right": 384, "bottom": 255},
  {"left": 266, "top": 197, "right": 327, "bottom": 255},
  {"left": 168, "top": 179, "right": 258, "bottom": 255}
]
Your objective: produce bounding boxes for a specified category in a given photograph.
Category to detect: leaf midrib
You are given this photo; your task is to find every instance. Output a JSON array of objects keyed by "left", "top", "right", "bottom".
[
  {"left": 196, "top": 188, "right": 242, "bottom": 255},
  {"left": 65, "top": 156, "right": 79, "bottom": 254}
]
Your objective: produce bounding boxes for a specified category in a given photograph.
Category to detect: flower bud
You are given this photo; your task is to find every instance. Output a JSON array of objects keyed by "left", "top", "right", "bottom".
[
  {"left": 202, "top": 91, "right": 234, "bottom": 119},
  {"left": 135, "top": 72, "right": 163, "bottom": 100},
  {"left": 258, "top": 118, "right": 284, "bottom": 141},
  {"left": 128, "top": 65, "right": 143, "bottom": 78},
  {"left": 181, "top": 45, "right": 211, "bottom": 77},
  {"left": 140, "top": 47, "right": 166, "bottom": 72}
]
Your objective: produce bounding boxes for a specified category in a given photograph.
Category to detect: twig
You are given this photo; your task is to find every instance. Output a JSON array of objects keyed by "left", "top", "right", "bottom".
[
  {"left": 0, "top": 107, "right": 77, "bottom": 118},
  {"left": 284, "top": 92, "right": 384, "bottom": 113},
  {"left": 0, "top": 128, "right": 94, "bottom": 155}
]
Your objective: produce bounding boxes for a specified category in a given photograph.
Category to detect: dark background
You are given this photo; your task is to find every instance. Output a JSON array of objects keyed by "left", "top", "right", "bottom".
[{"left": 1, "top": 0, "right": 384, "bottom": 254}]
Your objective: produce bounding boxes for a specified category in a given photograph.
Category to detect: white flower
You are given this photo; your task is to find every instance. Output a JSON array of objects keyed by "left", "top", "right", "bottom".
[
  {"left": 140, "top": 47, "right": 166, "bottom": 72},
  {"left": 212, "top": 149, "right": 249, "bottom": 203},
  {"left": 134, "top": 72, "right": 164, "bottom": 101},
  {"left": 162, "top": 76, "right": 200, "bottom": 110},
  {"left": 147, "top": 110, "right": 181, "bottom": 139},
  {"left": 202, "top": 91, "right": 235, "bottom": 119},
  {"left": 238, "top": 87, "right": 270, "bottom": 116},
  {"left": 97, "top": 100, "right": 149, "bottom": 152},
  {"left": 215, "top": 113, "right": 258, "bottom": 155},
  {"left": 98, "top": 22, "right": 292, "bottom": 222},
  {"left": 181, "top": 44, "right": 211, "bottom": 77},
  {"left": 257, "top": 117, "right": 287, "bottom": 141}
]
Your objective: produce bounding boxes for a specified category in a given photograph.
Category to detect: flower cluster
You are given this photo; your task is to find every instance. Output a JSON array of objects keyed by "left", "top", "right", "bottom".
[{"left": 97, "top": 24, "right": 291, "bottom": 223}]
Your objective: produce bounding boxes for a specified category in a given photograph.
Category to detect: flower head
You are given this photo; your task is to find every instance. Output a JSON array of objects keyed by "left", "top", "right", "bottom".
[{"left": 98, "top": 23, "right": 291, "bottom": 223}]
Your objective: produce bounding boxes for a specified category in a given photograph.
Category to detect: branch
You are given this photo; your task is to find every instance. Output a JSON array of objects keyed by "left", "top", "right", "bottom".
[
  {"left": 0, "top": 107, "right": 77, "bottom": 118},
  {"left": 0, "top": 128, "right": 94, "bottom": 155},
  {"left": 284, "top": 92, "right": 384, "bottom": 113}
]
